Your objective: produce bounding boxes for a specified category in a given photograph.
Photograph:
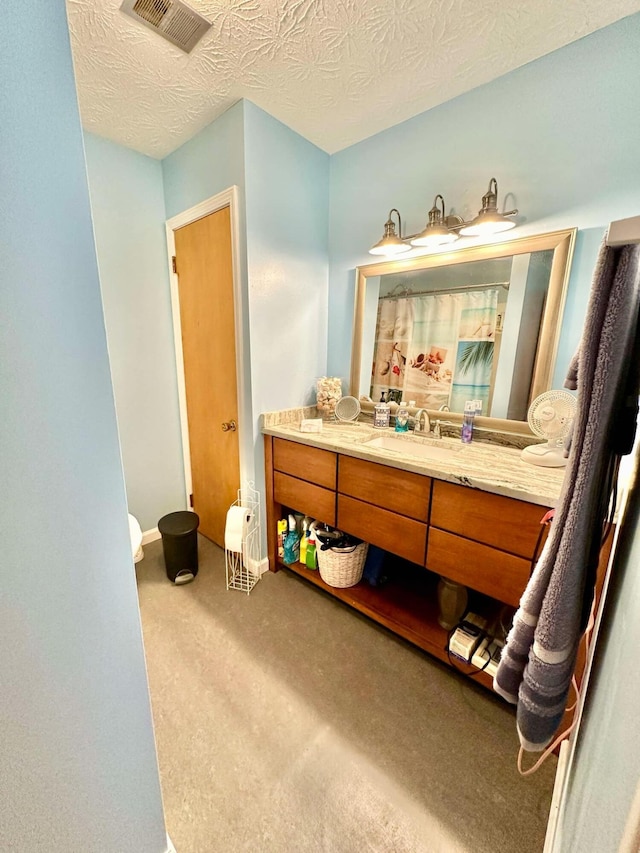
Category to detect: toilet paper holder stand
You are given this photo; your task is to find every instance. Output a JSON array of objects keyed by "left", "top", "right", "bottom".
[{"left": 225, "top": 482, "right": 261, "bottom": 595}]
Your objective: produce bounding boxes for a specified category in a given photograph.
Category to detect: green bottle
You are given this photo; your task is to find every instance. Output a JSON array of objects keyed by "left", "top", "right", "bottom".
[{"left": 306, "top": 524, "right": 317, "bottom": 570}]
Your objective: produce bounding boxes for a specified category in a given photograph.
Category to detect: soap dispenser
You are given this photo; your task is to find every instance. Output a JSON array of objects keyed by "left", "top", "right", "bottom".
[
  {"left": 395, "top": 401, "right": 410, "bottom": 433},
  {"left": 374, "top": 399, "right": 391, "bottom": 428}
]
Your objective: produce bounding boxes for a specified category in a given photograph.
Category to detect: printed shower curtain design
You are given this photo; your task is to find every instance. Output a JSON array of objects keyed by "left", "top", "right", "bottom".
[
  {"left": 370, "top": 297, "right": 415, "bottom": 403},
  {"left": 371, "top": 289, "right": 498, "bottom": 411}
]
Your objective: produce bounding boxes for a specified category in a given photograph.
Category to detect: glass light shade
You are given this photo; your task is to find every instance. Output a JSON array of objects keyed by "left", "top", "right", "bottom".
[
  {"left": 369, "top": 236, "right": 411, "bottom": 255},
  {"left": 459, "top": 214, "right": 516, "bottom": 237},
  {"left": 411, "top": 226, "right": 459, "bottom": 247}
]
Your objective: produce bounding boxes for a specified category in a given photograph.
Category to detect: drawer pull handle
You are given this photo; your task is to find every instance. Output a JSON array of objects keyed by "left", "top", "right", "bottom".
[{"left": 222, "top": 420, "right": 237, "bottom": 432}]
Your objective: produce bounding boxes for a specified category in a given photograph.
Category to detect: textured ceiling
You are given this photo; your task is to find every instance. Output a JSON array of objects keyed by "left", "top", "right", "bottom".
[{"left": 67, "top": 0, "right": 640, "bottom": 159}]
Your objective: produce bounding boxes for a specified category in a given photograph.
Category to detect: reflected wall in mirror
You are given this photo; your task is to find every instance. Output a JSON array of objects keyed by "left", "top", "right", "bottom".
[{"left": 350, "top": 230, "right": 576, "bottom": 424}]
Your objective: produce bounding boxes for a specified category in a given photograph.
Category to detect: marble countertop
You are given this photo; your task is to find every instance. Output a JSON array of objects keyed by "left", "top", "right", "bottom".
[{"left": 261, "top": 409, "right": 566, "bottom": 507}]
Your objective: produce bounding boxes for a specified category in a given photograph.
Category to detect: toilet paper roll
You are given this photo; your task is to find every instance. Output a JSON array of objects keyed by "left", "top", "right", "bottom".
[{"left": 225, "top": 505, "right": 253, "bottom": 553}]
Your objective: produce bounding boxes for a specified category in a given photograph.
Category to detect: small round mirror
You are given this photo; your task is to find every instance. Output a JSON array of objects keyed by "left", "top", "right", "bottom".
[{"left": 335, "top": 396, "right": 361, "bottom": 422}]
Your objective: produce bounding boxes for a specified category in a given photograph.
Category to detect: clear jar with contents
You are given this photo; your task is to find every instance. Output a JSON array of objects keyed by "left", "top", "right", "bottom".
[{"left": 316, "top": 377, "right": 342, "bottom": 419}]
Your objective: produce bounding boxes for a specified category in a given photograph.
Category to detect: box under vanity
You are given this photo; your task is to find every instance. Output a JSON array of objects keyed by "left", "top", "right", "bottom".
[{"left": 262, "top": 417, "right": 609, "bottom": 705}]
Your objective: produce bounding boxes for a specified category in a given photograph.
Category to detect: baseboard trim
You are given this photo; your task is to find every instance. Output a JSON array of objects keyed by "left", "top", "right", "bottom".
[
  {"left": 142, "top": 527, "right": 161, "bottom": 546},
  {"left": 543, "top": 739, "right": 569, "bottom": 852},
  {"left": 256, "top": 557, "right": 270, "bottom": 575}
]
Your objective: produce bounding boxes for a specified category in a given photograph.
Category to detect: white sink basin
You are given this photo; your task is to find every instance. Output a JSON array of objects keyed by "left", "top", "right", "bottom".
[{"left": 363, "top": 434, "right": 461, "bottom": 461}]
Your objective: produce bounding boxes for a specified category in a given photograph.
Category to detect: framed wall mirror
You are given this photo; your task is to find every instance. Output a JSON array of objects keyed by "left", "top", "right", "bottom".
[{"left": 350, "top": 229, "right": 576, "bottom": 427}]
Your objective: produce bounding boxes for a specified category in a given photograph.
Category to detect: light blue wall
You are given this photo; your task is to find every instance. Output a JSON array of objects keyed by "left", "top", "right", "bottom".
[
  {"left": 0, "top": 4, "right": 165, "bottom": 852},
  {"left": 84, "top": 132, "right": 185, "bottom": 531},
  {"left": 328, "top": 13, "right": 640, "bottom": 391},
  {"left": 553, "top": 474, "right": 640, "bottom": 851},
  {"left": 242, "top": 102, "right": 330, "bottom": 543},
  {"left": 243, "top": 101, "right": 330, "bottom": 419},
  {"left": 162, "top": 100, "right": 246, "bottom": 219}
]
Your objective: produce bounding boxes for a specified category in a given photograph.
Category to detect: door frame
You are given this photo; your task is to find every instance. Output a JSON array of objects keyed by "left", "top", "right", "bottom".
[{"left": 165, "top": 187, "right": 248, "bottom": 509}]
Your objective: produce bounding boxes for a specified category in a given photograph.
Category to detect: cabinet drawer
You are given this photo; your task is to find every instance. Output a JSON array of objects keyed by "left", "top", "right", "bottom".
[
  {"left": 338, "top": 495, "right": 427, "bottom": 565},
  {"left": 430, "top": 481, "right": 546, "bottom": 558},
  {"left": 338, "top": 456, "right": 431, "bottom": 521},
  {"left": 426, "top": 528, "right": 529, "bottom": 606},
  {"left": 274, "top": 472, "right": 336, "bottom": 526},
  {"left": 273, "top": 438, "right": 337, "bottom": 490}
]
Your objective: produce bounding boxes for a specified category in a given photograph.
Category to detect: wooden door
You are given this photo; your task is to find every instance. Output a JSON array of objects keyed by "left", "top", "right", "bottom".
[{"left": 174, "top": 206, "right": 239, "bottom": 546}]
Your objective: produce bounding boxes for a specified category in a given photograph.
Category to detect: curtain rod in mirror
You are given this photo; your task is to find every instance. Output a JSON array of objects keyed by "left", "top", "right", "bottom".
[{"left": 379, "top": 281, "right": 510, "bottom": 301}]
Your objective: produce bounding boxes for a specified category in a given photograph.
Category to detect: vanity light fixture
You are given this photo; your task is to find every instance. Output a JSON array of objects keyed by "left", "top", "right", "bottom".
[
  {"left": 368, "top": 178, "right": 519, "bottom": 256},
  {"left": 369, "top": 209, "right": 412, "bottom": 255},
  {"left": 410, "top": 194, "right": 460, "bottom": 247},
  {"left": 458, "top": 178, "right": 518, "bottom": 237}
]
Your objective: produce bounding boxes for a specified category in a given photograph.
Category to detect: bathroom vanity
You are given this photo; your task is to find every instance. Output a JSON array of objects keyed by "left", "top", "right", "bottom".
[{"left": 262, "top": 416, "right": 583, "bottom": 692}]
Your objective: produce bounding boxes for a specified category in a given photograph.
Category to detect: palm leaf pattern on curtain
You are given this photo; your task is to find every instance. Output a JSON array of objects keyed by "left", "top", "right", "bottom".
[{"left": 457, "top": 340, "right": 494, "bottom": 375}]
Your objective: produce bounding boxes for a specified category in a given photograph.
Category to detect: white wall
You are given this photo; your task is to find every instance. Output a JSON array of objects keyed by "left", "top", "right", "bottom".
[{"left": 0, "top": 4, "right": 167, "bottom": 851}]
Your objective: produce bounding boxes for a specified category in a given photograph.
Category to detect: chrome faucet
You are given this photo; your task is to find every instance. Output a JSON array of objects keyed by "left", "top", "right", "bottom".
[
  {"left": 413, "top": 408, "right": 430, "bottom": 435},
  {"left": 433, "top": 418, "right": 456, "bottom": 439}
]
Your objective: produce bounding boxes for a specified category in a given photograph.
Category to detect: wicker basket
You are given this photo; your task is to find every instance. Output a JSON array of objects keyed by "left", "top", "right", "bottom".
[{"left": 317, "top": 541, "right": 368, "bottom": 588}]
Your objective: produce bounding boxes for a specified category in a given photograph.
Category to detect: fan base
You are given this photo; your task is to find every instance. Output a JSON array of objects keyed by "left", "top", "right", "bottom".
[{"left": 521, "top": 443, "right": 568, "bottom": 468}]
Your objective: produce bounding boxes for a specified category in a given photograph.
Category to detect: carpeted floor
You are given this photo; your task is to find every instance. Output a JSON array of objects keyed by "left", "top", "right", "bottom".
[{"left": 136, "top": 536, "right": 556, "bottom": 853}]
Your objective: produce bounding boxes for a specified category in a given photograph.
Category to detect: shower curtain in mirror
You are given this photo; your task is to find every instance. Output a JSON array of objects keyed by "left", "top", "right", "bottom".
[
  {"left": 370, "top": 296, "right": 415, "bottom": 404},
  {"left": 370, "top": 289, "right": 498, "bottom": 412}
]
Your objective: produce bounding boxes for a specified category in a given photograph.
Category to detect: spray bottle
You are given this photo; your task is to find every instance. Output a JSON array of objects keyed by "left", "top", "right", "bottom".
[
  {"left": 306, "top": 522, "right": 318, "bottom": 570},
  {"left": 283, "top": 514, "right": 300, "bottom": 564},
  {"left": 299, "top": 517, "right": 310, "bottom": 565}
]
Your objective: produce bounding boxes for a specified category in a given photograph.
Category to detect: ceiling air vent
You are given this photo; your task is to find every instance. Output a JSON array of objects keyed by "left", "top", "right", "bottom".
[{"left": 120, "top": 0, "right": 212, "bottom": 53}]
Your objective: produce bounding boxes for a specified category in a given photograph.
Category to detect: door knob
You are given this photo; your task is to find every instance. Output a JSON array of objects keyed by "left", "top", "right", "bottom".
[{"left": 221, "top": 420, "right": 237, "bottom": 432}]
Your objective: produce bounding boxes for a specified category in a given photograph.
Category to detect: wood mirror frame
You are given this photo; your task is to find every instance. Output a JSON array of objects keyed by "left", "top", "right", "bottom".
[{"left": 349, "top": 228, "right": 577, "bottom": 433}]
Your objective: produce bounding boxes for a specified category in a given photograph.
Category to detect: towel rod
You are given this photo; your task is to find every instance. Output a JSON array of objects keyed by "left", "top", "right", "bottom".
[{"left": 606, "top": 215, "right": 640, "bottom": 247}]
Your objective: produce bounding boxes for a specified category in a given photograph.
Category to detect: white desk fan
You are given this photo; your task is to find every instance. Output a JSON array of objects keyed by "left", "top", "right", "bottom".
[{"left": 521, "top": 390, "right": 577, "bottom": 468}]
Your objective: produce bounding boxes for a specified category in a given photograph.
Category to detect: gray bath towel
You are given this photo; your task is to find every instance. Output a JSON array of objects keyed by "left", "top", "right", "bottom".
[{"left": 494, "top": 240, "right": 640, "bottom": 751}]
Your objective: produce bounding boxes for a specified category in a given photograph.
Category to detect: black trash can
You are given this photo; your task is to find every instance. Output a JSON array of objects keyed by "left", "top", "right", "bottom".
[{"left": 158, "top": 511, "right": 200, "bottom": 584}]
